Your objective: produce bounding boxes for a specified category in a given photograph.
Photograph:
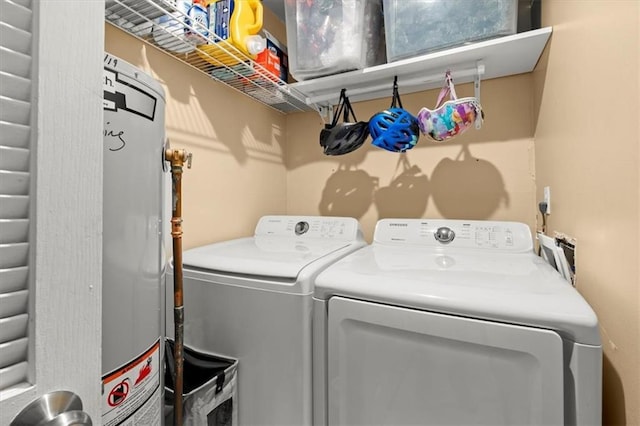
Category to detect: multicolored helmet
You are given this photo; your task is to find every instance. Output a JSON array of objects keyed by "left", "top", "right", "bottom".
[{"left": 418, "top": 70, "right": 483, "bottom": 142}]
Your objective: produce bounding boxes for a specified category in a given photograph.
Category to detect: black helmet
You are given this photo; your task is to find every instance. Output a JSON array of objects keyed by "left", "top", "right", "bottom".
[{"left": 320, "top": 89, "right": 370, "bottom": 156}]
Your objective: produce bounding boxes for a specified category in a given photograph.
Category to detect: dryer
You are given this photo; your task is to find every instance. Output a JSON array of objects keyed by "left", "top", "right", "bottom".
[
  {"left": 313, "top": 219, "right": 601, "bottom": 426},
  {"left": 167, "top": 215, "right": 366, "bottom": 426}
]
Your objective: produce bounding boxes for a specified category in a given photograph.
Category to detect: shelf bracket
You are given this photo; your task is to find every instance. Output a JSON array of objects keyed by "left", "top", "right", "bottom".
[
  {"left": 474, "top": 61, "right": 483, "bottom": 130},
  {"left": 318, "top": 104, "right": 334, "bottom": 124}
]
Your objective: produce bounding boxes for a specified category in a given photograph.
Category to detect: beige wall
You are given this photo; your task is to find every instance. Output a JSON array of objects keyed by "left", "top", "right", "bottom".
[
  {"left": 533, "top": 1, "right": 640, "bottom": 425},
  {"left": 105, "top": 22, "right": 288, "bottom": 250},
  {"left": 286, "top": 75, "right": 537, "bottom": 242}
]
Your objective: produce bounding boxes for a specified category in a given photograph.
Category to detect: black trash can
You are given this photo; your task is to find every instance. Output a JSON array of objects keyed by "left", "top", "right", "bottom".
[{"left": 164, "top": 339, "right": 238, "bottom": 426}]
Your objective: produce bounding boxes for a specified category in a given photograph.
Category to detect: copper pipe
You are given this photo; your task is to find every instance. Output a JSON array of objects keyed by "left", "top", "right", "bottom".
[{"left": 165, "top": 147, "right": 192, "bottom": 426}]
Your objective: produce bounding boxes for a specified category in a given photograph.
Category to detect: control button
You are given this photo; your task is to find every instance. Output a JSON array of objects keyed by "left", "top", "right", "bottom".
[
  {"left": 294, "top": 221, "right": 310, "bottom": 235},
  {"left": 505, "top": 230, "right": 514, "bottom": 246},
  {"left": 434, "top": 227, "right": 455, "bottom": 244}
]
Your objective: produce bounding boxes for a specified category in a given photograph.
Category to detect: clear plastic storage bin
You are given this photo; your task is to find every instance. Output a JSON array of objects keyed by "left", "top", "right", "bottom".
[
  {"left": 384, "top": 0, "right": 518, "bottom": 62},
  {"left": 285, "top": 0, "right": 386, "bottom": 81}
]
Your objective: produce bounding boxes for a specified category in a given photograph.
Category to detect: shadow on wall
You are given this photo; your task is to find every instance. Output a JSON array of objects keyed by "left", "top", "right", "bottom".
[
  {"left": 431, "top": 144, "right": 509, "bottom": 219},
  {"left": 144, "top": 43, "right": 286, "bottom": 166},
  {"left": 319, "top": 145, "right": 507, "bottom": 221},
  {"left": 602, "top": 354, "right": 626, "bottom": 426},
  {"left": 319, "top": 167, "right": 379, "bottom": 219},
  {"left": 374, "top": 156, "right": 429, "bottom": 219}
]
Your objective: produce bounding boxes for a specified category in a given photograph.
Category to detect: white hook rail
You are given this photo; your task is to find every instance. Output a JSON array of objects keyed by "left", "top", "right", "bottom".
[{"left": 309, "top": 62, "right": 485, "bottom": 107}]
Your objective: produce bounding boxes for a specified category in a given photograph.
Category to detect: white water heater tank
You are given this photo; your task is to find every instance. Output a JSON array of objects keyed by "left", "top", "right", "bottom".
[{"left": 101, "top": 52, "right": 166, "bottom": 426}]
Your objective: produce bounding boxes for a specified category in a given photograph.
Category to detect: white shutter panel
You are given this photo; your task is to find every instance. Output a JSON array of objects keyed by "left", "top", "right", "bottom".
[{"left": 0, "top": 0, "right": 33, "bottom": 391}]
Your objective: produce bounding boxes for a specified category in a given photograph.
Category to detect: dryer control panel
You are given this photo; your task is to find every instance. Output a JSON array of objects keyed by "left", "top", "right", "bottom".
[
  {"left": 255, "top": 216, "right": 364, "bottom": 241},
  {"left": 374, "top": 219, "right": 533, "bottom": 252}
]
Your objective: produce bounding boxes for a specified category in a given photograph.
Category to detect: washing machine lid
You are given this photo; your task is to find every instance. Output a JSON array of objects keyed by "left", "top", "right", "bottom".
[
  {"left": 314, "top": 219, "right": 600, "bottom": 346},
  {"left": 183, "top": 216, "right": 365, "bottom": 280}
]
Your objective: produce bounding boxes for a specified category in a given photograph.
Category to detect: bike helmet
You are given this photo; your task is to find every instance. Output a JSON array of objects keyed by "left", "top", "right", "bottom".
[
  {"left": 369, "top": 77, "right": 420, "bottom": 153},
  {"left": 320, "top": 89, "right": 370, "bottom": 156},
  {"left": 418, "top": 70, "right": 484, "bottom": 142}
]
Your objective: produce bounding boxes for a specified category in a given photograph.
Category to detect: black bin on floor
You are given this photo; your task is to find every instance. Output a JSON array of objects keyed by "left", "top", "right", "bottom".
[{"left": 164, "top": 339, "right": 238, "bottom": 426}]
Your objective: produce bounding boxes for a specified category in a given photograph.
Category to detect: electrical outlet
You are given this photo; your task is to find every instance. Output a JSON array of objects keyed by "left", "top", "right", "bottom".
[{"left": 543, "top": 186, "right": 551, "bottom": 214}]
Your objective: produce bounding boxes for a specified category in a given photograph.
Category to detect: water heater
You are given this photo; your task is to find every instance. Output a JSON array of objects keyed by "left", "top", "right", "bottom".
[{"left": 101, "top": 53, "right": 166, "bottom": 426}]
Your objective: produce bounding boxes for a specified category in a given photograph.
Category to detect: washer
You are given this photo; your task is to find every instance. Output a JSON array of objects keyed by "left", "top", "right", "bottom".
[
  {"left": 313, "top": 219, "right": 601, "bottom": 426},
  {"left": 167, "top": 215, "right": 365, "bottom": 426}
]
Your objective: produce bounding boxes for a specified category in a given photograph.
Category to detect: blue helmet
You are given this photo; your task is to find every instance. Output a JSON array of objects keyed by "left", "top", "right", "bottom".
[
  {"left": 369, "top": 77, "right": 420, "bottom": 153},
  {"left": 369, "top": 107, "right": 420, "bottom": 153}
]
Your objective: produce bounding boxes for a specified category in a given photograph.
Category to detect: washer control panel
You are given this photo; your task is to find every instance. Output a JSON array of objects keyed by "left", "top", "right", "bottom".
[
  {"left": 255, "top": 216, "right": 363, "bottom": 241},
  {"left": 374, "top": 219, "right": 533, "bottom": 252}
]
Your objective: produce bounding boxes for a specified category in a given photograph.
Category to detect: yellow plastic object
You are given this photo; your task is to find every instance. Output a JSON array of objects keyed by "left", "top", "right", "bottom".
[{"left": 197, "top": 0, "right": 264, "bottom": 67}]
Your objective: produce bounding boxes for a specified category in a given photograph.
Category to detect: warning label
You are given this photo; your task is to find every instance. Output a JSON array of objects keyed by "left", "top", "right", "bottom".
[{"left": 102, "top": 340, "right": 162, "bottom": 426}]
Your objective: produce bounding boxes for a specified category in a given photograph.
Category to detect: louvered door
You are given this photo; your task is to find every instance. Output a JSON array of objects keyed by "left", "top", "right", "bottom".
[
  {"left": 0, "top": 0, "right": 104, "bottom": 422},
  {"left": 0, "top": 0, "right": 34, "bottom": 393}
]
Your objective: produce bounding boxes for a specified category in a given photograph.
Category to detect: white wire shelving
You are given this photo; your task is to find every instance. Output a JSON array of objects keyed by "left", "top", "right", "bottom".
[{"left": 105, "top": 0, "right": 314, "bottom": 114}]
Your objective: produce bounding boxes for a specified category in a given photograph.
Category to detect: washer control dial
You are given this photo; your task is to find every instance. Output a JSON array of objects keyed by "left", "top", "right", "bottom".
[
  {"left": 434, "top": 227, "right": 455, "bottom": 244},
  {"left": 294, "top": 221, "right": 310, "bottom": 235}
]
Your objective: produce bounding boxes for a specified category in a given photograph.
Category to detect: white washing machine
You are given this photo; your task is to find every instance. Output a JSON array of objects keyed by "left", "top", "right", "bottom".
[
  {"left": 167, "top": 215, "right": 366, "bottom": 426},
  {"left": 313, "top": 219, "right": 601, "bottom": 426}
]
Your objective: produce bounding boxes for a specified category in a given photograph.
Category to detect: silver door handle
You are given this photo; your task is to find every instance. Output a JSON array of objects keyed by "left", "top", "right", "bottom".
[
  {"left": 10, "top": 390, "right": 92, "bottom": 426},
  {"left": 41, "top": 410, "right": 92, "bottom": 426}
]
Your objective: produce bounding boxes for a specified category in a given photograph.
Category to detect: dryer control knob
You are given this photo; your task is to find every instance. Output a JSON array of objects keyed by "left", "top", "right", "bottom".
[
  {"left": 294, "top": 221, "right": 310, "bottom": 235},
  {"left": 434, "top": 227, "right": 455, "bottom": 244}
]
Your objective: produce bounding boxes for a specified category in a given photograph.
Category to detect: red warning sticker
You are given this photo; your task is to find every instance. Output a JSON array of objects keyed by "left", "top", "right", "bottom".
[
  {"left": 108, "top": 379, "right": 130, "bottom": 407},
  {"left": 102, "top": 339, "right": 161, "bottom": 426}
]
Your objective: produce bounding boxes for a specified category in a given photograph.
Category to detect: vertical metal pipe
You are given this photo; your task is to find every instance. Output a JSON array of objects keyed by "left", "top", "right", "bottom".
[{"left": 165, "top": 148, "right": 192, "bottom": 426}]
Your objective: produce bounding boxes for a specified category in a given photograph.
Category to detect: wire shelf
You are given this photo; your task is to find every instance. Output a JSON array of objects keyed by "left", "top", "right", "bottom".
[{"left": 105, "top": 0, "right": 315, "bottom": 114}]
